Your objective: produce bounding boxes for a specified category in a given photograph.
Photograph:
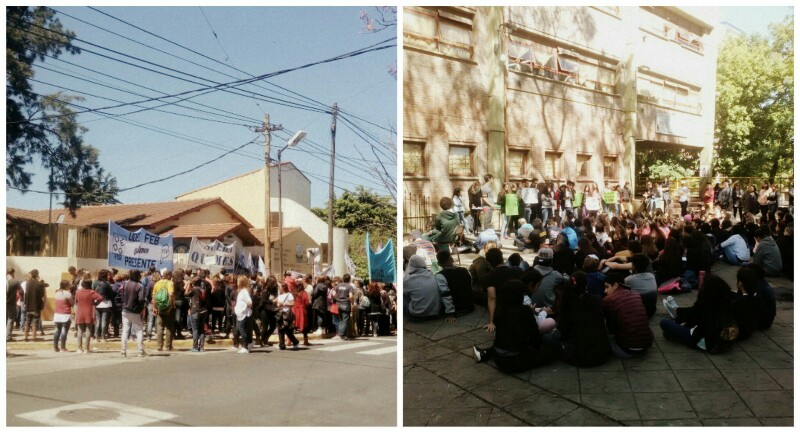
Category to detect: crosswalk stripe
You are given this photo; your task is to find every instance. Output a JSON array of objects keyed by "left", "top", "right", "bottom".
[
  {"left": 357, "top": 346, "right": 397, "bottom": 356},
  {"left": 315, "top": 341, "right": 381, "bottom": 352}
]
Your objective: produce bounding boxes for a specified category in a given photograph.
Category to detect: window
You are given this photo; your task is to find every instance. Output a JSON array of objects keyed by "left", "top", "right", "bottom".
[
  {"left": 640, "top": 7, "right": 704, "bottom": 53},
  {"left": 544, "top": 152, "right": 561, "bottom": 179},
  {"left": 506, "top": 35, "right": 617, "bottom": 94},
  {"left": 637, "top": 75, "right": 700, "bottom": 113},
  {"left": 448, "top": 145, "right": 473, "bottom": 176},
  {"left": 576, "top": 154, "right": 592, "bottom": 178},
  {"left": 403, "top": 141, "right": 425, "bottom": 176},
  {"left": 404, "top": 7, "right": 473, "bottom": 60},
  {"left": 603, "top": 156, "right": 617, "bottom": 179},
  {"left": 507, "top": 149, "right": 528, "bottom": 177}
]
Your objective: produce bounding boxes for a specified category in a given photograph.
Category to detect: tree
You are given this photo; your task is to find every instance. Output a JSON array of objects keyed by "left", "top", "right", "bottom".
[
  {"left": 7, "top": 6, "right": 118, "bottom": 212},
  {"left": 312, "top": 186, "right": 396, "bottom": 278},
  {"left": 714, "top": 16, "right": 793, "bottom": 182},
  {"left": 358, "top": 6, "right": 397, "bottom": 78},
  {"left": 636, "top": 149, "right": 697, "bottom": 180}
]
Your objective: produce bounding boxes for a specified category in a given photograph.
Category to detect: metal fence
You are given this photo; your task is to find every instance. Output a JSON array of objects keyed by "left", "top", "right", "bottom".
[{"left": 403, "top": 194, "right": 433, "bottom": 234}]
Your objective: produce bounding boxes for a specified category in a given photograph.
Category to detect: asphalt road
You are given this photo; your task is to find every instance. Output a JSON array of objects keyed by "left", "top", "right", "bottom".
[{"left": 6, "top": 336, "right": 397, "bottom": 426}]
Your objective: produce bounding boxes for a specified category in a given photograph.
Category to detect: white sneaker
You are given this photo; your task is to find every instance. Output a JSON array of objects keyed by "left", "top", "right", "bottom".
[
  {"left": 663, "top": 296, "right": 679, "bottom": 320},
  {"left": 473, "top": 346, "right": 482, "bottom": 362},
  {"left": 247, "top": 343, "right": 253, "bottom": 352},
  {"left": 237, "top": 348, "right": 249, "bottom": 354}
]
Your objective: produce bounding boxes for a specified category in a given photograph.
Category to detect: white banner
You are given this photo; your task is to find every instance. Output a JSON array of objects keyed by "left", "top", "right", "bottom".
[
  {"left": 187, "top": 237, "right": 237, "bottom": 271},
  {"left": 344, "top": 250, "right": 357, "bottom": 277}
]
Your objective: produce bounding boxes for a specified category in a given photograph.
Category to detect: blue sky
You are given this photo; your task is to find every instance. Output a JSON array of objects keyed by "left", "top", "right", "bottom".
[
  {"left": 721, "top": 5, "right": 793, "bottom": 36},
  {"left": 7, "top": 6, "right": 397, "bottom": 210}
]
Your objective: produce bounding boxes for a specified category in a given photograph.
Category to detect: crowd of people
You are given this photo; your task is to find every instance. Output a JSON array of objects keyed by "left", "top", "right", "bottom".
[
  {"left": 6, "top": 265, "right": 397, "bottom": 356},
  {"left": 403, "top": 174, "right": 790, "bottom": 373}
]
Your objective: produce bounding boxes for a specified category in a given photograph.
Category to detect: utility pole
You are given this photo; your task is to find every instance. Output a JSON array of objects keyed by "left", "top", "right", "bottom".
[
  {"left": 257, "top": 114, "right": 283, "bottom": 275},
  {"left": 327, "top": 103, "right": 338, "bottom": 270}
]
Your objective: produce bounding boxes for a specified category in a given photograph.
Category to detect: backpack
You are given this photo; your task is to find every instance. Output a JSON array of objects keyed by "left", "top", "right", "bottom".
[
  {"left": 154, "top": 280, "right": 171, "bottom": 312},
  {"left": 359, "top": 294, "right": 371, "bottom": 309}
]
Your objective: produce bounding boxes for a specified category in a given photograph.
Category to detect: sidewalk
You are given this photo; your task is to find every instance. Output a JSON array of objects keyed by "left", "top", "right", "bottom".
[{"left": 404, "top": 245, "right": 794, "bottom": 426}]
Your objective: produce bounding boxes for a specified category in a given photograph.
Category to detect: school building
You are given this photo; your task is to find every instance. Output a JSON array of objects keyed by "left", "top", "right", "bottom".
[{"left": 403, "top": 6, "right": 721, "bottom": 216}]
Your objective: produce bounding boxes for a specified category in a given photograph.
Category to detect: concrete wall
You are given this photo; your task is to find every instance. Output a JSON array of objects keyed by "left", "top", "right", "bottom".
[{"left": 7, "top": 256, "right": 107, "bottom": 321}]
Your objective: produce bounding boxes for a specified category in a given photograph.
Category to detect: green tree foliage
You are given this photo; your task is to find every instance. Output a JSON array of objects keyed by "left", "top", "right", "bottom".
[
  {"left": 7, "top": 6, "right": 118, "bottom": 213},
  {"left": 714, "top": 16, "right": 793, "bottom": 181},
  {"left": 312, "top": 187, "right": 396, "bottom": 278},
  {"left": 636, "top": 149, "right": 697, "bottom": 180}
]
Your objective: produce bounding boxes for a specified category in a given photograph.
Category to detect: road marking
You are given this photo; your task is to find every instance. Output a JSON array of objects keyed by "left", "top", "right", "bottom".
[
  {"left": 16, "top": 400, "right": 177, "bottom": 426},
  {"left": 357, "top": 346, "right": 397, "bottom": 356},
  {"left": 315, "top": 341, "right": 381, "bottom": 352}
]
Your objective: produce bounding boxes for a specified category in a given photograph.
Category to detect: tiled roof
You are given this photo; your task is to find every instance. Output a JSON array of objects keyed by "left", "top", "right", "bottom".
[
  {"left": 248, "top": 227, "right": 300, "bottom": 245},
  {"left": 6, "top": 197, "right": 251, "bottom": 229}
]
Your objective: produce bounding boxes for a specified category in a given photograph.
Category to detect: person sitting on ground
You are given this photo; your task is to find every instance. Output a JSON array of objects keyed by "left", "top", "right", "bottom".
[
  {"left": 740, "top": 264, "right": 776, "bottom": 330},
  {"left": 483, "top": 248, "right": 523, "bottom": 332},
  {"left": 624, "top": 254, "right": 657, "bottom": 318},
  {"left": 514, "top": 218, "right": 536, "bottom": 251},
  {"left": 552, "top": 233, "right": 576, "bottom": 275},
  {"left": 473, "top": 280, "right": 554, "bottom": 373},
  {"left": 524, "top": 218, "right": 547, "bottom": 252},
  {"left": 731, "top": 267, "right": 761, "bottom": 341},
  {"left": 601, "top": 271, "right": 654, "bottom": 358},
  {"left": 424, "top": 197, "right": 461, "bottom": 250},
  {"left": 469, "top": 241, "right": 497, "bottom": 306},
  {"left": 407, "top": 230, "right": 436, "bottom": 270},
  {"left": 560, "top": 219, "right": 579, "bottom": 251},
  {"left": 653, "top": 237, "right": 683, "bottom": 286},
  {"left": 749, "top": 228, "right": 782, "bottom": 277},
  {"left": 542, "top": 271, "right": 610, "bottom": 367},
  {"left": 506, "top": 253, "right": 529, "bottom": 271},
  {"left": 775, "top": 226, "right": 793, "bottom": 280},
  {"left": 719, "top": 223, "right": 750, "bottom": 265},
  {"left": 403, "top": 255, "right": 456, "bottom": 322},
  {"left": 520, "top": 269, "right": 557, "bottom": 334},
  {"left": 574, "top": 237, "right": 599, "bottom": 273},
  {"left": 583, "top": 256, "right": 606, "bottom": 298},
  {"left": 473, "top": 227, "right": 499, "bottom": 252},
  {"left": 436, "top": 249, "right": 474, "bottom": 317},
  {"left": 660, "top": 274, "right": 737, "bottom": 353},
  {"left": 530, "top": 247, "right": 565, "bottom": 310}
]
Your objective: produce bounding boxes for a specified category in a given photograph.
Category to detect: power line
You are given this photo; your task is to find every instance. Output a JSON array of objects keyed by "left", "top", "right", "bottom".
[{"left": 198, "top": 7, "right": 232, "bottom": 63}]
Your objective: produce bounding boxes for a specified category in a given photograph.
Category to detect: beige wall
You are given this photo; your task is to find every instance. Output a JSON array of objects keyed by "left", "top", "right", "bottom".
[
  {"left": 403, "top": 6, "right": 719, "bottom": 203},
  {"left": 150, "top": 203, "right": 242, "bottom": 233}
]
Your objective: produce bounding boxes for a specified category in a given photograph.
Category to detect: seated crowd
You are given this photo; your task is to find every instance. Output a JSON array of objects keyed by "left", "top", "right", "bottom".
[{"left": 404, "top": 194, "right": 787, "bottom": 373}]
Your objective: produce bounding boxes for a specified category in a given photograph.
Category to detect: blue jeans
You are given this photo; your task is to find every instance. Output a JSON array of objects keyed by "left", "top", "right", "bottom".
[
  {"left": 191, "top": 313, "right": 206, "bottom": 350},
  {"left": 146, "top": 303, "right": 155, "bottom": 338},
  {"left": 54, "top": 320, "right": 70, "bottom": 349},
  {"left": 659, "top": 319, "right": 693, "bottom": 347},
  {"left": 722, "top": 246, "right": 745, "bottom": 265},
  {"left": 237, "top": 316, "right": 252, "bottom": 348},
  {"left": 94, "top": 307, "right": 111, "bottom": 339},
  {"left": 338, "top": 308, "right": 351, "bottom": 337},
  {"left": 173, "top": 300, "right": 185, "bottom": 336},
  {"left": 541, "top": 208, "right": 550, "bottom": 225}
]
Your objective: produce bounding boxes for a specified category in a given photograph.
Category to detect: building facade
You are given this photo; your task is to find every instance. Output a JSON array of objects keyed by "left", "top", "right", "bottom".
[{"left": 403, "top": 6, "right": 720, "bottom": 213}]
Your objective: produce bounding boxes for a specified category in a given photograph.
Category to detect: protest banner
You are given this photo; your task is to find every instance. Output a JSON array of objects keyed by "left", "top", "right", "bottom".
[
  {"left": 344, "top": 250, "right": 357, "bottom": 277},
  {"left": 186, "top": 237, "right": 237, "bottom": 272},
  {"left": 366, "top": 232, "right": 396, "bottom": 283},
  {"left": 603, "top": 191, "right": 617, "bottom": 205},
  {"left": 573, "top": 192, "right": 583, "bottom": 208},
  {"left": 107, "top": 221, "right": 173, "bottom": 271}
]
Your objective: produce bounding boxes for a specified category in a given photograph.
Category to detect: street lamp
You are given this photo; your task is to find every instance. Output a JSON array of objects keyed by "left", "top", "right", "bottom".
[{"left": 277, "top": 130, "right": 306, "bottom": 276}]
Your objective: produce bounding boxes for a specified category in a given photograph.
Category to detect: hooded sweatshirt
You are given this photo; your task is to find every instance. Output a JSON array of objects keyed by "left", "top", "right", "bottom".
[
  {"left": 432, "top": 210, "right": 460, "bottom": 244},
  {"left": 753, "top": 236, "right": 782, "bottom": 277},
  {"left": 403, "top": 255, "right": 455, "bottom": 318}
]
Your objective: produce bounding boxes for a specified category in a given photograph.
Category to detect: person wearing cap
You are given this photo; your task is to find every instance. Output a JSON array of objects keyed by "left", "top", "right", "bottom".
[
  {"left": 530, "top": 247, "right": 565, "bottom": 309},
  {"left": 602, "top": 271, "right": 653, "bottom": 358},
  {"left": 404, "top": 255, "right": 456, "bottom": 322}
]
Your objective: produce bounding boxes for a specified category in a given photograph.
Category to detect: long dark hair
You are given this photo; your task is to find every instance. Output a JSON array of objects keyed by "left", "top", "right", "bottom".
[{"left": 495, "top": 279, "right": 525, "bottom": 319}]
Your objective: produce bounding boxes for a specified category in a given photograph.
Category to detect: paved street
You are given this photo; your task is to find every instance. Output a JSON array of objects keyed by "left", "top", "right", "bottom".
[
  {"left": 7, "top": 335, "right": 396, "bottom": 426},
  {"left": 404, "top": 242, "right": 793, "bottom": 426}
]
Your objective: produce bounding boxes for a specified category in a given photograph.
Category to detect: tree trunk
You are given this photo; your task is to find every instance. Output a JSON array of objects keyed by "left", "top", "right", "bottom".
[{"left": 768, "top": 156, "right": 779, "bottom": 184}]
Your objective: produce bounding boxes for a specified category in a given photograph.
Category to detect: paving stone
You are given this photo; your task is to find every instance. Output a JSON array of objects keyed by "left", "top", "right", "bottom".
[
  {"left": 764, "top": 322, "right": 793, "bottom": 337},
  {"left": 471, "top": 375, "right": 538, "bottom": 408},
  {"left": 627, "top": 370, "right": 682, "bottom": 393},
  {"left": 706, "top": 349, "right": 758, "bottom": 370},
  {"left": 404, "top": 332, "right": 431, "bottom": 350},
  {"left": 426, "top": 405, "right": 493, "bottom": 426},
  {"left": 674, "top": 369, "right": 732, "bottom": 392},
  {"left": 663, "top": 350, "right": 714, "bottom": 370},
  {"left": 765, "top": 368, "right": 793, "bottom": 390},
  {"left": 759, "top": 417, "right": 794, "bottom": 426},
  {"left": 529, "top": 365, "right": 580, "bottom": 395},
  {"left": 769, "top": 336, "right": 793, "bottom": 354},
  {"left": 436, "top": 334, "right": 480, "bottom": 352},
  {"left": 403, "top": 409, "right": 430, "bottom": 426},
  {"left": 640, "top": 419, "right": 702, "bottom": 426},
  {"left": 701, "top": 418, "right": 762, "bottom": 426},
  {"left": 404, "top": 381, "right": 471, "bottom": 409},
  {"left": 686, "top": 391, "right": 752, "bottom": 419},
  {"left": 720, "top": 369, "right": 782, "bottom": 392},
  {"left": 635, "top": 392, "right": 696, "bottom": 420},
  {"left": 404, "top": 345, "right": 455, "bottom": 365},
  {"left": 549, "top": 407, "right": 622, "bottom": 426},
  {"left": 622, "top": 350, "right": 670, "bottom": 371},
  {"left": 580, "top": 392, "right": 640, "bottom": 421},
  {"left": 578, "top": 357, "right": 625, "bottom": 372},
  {"left": 579, "top": 370, "right": 632, "bottom": 393},
  {"left": 749, "top": 350, "right": 794, "bottom": 369},
  {"left": 737, "top": 335, "right": 783, "bottom": 353},
  {"left": 655, "top": 336, "right": 691, "bottom": 353},
  {"left": 487, "top": 408, "right": 528, "bottom": 426},
  {"left": 739, "top": 390, "right": 794, "bottom": 418},
  {"left": 405, "top": 366, "right": 441, "bottom": 385},
  {"left": 504, "top": 393, "right": 580, "bottom": 426}
]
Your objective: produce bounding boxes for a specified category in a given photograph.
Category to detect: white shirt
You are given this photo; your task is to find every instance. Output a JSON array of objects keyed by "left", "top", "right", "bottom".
[
  {"left": 235, "top": 289, "right": 252, "bottom": 320},
  {"left": 278, "top": 292, "right": 294, "bottom": 308}
]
